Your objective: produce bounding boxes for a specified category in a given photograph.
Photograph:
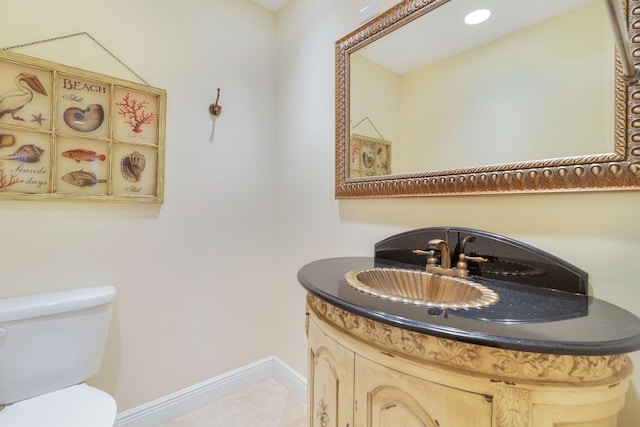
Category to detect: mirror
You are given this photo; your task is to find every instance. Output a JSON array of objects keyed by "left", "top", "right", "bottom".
[{"left": 336, "top": 0, "right": 640, "bottom": 197}]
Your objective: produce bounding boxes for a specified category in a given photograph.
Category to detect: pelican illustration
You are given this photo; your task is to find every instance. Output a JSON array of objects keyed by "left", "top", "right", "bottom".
[{"left": 0, "top": 73, "right": 48, "bottom": 122}]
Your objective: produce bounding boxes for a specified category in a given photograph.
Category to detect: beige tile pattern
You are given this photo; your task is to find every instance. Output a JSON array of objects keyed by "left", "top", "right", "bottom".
[{"left": 160, "top": 379, "right": 307, "bottom": 427}]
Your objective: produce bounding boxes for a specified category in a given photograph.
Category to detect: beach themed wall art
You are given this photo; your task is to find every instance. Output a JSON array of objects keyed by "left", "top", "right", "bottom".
[
  {"left": 349, "top": 134, "right": 391, "bottom": 178},
  {"left": 0, "top": 49, "right": 165, "bottom": 203}
]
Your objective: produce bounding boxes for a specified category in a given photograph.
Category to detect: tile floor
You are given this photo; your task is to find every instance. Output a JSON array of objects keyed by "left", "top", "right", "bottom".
[{"left": 159, "top": 379, "right": 307, "bottom": 427}]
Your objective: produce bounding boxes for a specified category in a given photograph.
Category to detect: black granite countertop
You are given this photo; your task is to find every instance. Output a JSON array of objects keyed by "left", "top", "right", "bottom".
[{"left": 298, "top": 257, "right": 640, "bottom": 356}]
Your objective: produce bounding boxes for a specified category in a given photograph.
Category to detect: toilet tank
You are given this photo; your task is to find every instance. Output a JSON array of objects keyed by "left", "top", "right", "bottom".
[{"left": 0, "top": 286, "right": 115, "bottom": 405}]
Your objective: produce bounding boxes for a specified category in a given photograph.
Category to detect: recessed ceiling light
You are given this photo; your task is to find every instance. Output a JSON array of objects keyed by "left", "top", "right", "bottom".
[{"left": 465, "top": 9, "right": 491, "bottom": 25}]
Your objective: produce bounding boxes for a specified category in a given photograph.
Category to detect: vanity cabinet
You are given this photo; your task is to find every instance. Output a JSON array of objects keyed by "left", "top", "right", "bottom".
[
  {"left": 354, "top": 355, "right": 492, "bottom": 427},
  {"left": 308, "top": 314, "right": 354, "bottom": 427},
  {"left": 307, "top": 294, "right": 632, "bottom": 427}
]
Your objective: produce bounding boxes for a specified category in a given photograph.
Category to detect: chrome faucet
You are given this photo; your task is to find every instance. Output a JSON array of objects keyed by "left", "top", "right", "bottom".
[{"left": 413, "top": 238, "right": 486, "bottom": 278}]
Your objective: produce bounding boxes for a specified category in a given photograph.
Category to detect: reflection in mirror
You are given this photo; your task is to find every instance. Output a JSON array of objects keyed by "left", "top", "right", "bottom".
[
  {"left": 336, "top": 0, "right": 640, "bottom": 197},
  {"left": 350, "top": 0, "right": 614, "bottom": 173}
]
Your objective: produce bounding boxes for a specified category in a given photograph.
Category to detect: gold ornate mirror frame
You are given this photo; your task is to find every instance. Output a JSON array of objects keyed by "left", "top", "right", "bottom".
[{"left": 335, "top": 0, "right": 640, "bottom": 198}]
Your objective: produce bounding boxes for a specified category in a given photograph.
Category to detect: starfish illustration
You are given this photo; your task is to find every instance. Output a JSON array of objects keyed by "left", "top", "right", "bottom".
[{"left": 30, "top": 113, "right": 45, "bottom": 125}]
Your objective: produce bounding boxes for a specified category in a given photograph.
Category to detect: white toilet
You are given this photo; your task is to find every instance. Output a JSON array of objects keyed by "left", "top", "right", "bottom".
[{"left": 0, "top": 286, "right": 117, "bottom": 427}]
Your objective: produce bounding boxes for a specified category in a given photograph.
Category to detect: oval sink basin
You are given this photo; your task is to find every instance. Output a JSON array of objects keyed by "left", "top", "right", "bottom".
[
  {"left": 482, "top": 258, "right": 545, "bottom": 276},
  {"left": 345, "top": 268, "right": 499, "bottom": 309}
]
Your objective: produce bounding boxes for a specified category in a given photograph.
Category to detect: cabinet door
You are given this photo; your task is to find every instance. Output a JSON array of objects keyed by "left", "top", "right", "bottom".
[
  {"left": 354, "top": 355, "right": 492, "bottom": 427},
  {"left": 308, "top": 318, "right": 355, "bottom": 427}
]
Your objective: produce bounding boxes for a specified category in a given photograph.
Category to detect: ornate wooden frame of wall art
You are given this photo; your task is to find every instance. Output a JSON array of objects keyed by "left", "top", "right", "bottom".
[
  {"left": 0, "top": 49, "right": 165, "bottom": 203},
  {"left": 335, "top": 0, "right": 640, "bottom": 198}
]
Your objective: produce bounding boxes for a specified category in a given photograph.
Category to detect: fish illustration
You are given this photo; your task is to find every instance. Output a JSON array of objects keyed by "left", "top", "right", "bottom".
[
  {"left": 61, "top": 170, "right": 107, "bottom": 187},
  {"left": 0, "top": 144, "right": 44, "bottom": 163},
  {"left": 62, "top": 149, "right": 106, "bottom": 163}
]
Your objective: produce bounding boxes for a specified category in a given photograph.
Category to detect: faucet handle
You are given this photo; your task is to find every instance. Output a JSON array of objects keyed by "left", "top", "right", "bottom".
[
  {"left": 412, "top": 249, "right": 439, "bottom": 266},
  {"left": 456, "top": 253, "right": 488, "bottom": 270}
]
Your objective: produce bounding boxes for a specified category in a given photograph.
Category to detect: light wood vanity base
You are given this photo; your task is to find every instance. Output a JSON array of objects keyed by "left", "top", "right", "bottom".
[{"left": 306, "top": 294, "right": 632, "bottom": 427}]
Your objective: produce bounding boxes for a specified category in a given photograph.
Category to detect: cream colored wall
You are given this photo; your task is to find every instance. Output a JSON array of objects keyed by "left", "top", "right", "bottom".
[
  {"left": 350, "top": 54, "right": 400, "bottom": 171},
  {"left": 400, "top": 0, "right": 613, "bottom": 172},
  {"left": 275, "top": 1, "right": 640, "bottom": 426},
  {"left": 3, "top": 0, "right": 278, "bottom": 412}
]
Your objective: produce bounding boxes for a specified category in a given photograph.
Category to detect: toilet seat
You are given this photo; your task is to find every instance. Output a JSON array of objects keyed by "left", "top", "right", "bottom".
[{"left": 0, "top": 383, "right": 116, "bottom": 427}]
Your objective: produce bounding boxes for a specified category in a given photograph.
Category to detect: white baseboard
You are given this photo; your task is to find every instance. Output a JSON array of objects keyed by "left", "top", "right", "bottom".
[
  {"left": 271, "top": 356, "right": 307, "bottom": 402},
  {"left": 115, "top": 356, "right": 307, "bottom": 427}
]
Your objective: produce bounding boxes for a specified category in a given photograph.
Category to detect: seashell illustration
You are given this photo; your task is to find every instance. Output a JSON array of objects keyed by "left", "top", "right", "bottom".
[
  {"left": 0, "top": 134, "right": 16, "bottom": 148},
  {"left": 63, "top": 104, "right": 104, "bottom": 132},
  {"left": 120, "top": 151, "right": 146, "bottom": 182},
  {"left": 362, "top": 151, "right": 374, "bottom": 168},
  {"left": 0, "top": 144, "right": 44, "bottom": 163}
]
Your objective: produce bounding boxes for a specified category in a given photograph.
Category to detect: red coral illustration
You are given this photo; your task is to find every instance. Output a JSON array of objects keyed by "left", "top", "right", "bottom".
[
  {"left": 116, "top": 93, "right": 155, "bottom": 133},
  {"left": 351, "top": 144, "right": 360, "bottom": 162},
  {"left": 0, "top": 162, "right": 22, "bottom": 190}
]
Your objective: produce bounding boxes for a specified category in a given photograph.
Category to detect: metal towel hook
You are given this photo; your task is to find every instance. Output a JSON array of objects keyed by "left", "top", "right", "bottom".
[
  {"left": 209, "top": 88, "right": 222, "bottom": 117},
  {"left": 208, "top": 88, "right": 222, "bottom": 142}
]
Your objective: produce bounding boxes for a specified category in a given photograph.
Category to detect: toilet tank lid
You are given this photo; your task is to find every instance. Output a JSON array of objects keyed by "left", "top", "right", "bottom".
[{"left": 0, "top": 286, "right": 115, "bottom": 323}]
